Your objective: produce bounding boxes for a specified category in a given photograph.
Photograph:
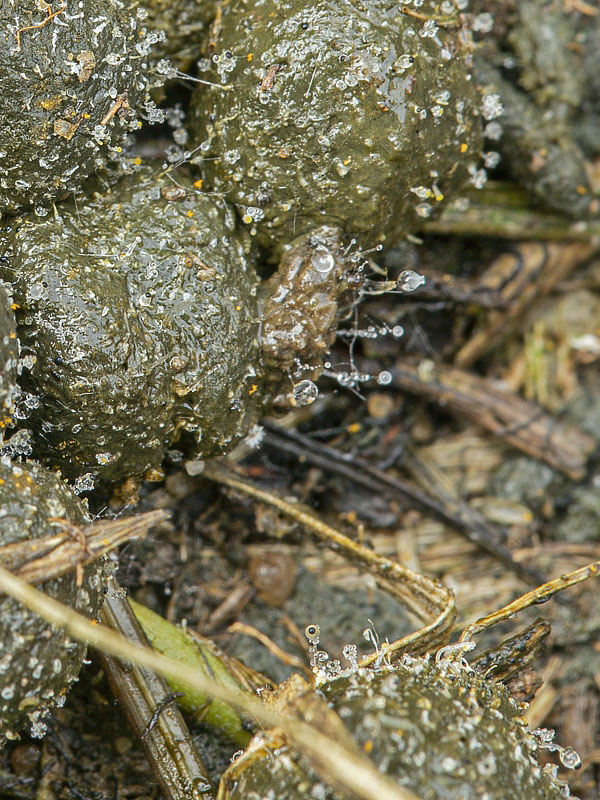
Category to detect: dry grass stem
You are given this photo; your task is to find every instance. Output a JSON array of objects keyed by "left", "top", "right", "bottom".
[{"left": 0, "top": 567, "right": 422, "bottom": 800}]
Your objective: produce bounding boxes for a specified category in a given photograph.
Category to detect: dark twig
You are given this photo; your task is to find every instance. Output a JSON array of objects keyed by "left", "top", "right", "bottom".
[
  {"left": 261, "top": 420, "right": 547, "bottom": 586},
  {"left": 98, "top": 583, "right": 216, "bottom": 800}
]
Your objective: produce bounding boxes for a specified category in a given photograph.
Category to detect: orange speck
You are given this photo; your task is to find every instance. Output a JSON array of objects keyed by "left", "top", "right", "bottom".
[
  {"left": 10, "top": 303, "right": 19, "bottom": 310},
  {"left": 9, "top": 332, "right": 17, "bottom": 339},
  {"left": 364, "top": 740, "right": 373, "bottom": 753},
  {"left": 194, "top": 179, "right": 204, "bottom": 189},
  {"left": 249, "top": 383, "right": 258, "bottom": 395},
  {"left": 460, "top": 143, "right": 468, "bottom": 153},
  {"left": 247, "top": 53, "right": 253, "bottom": 61},
  {"left": 576, "top": 185, "right": 588, "bottom": 195},
  {"left": 186, "top": 210, "right": 194, "bottom": 218},
  {"left": 347, "top": 422, "right": 361, "bottom": 434}
]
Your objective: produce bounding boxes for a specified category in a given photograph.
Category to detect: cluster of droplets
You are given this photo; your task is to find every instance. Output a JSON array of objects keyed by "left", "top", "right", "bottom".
[
  {"left": 72, "top": 472, "right": 95, "bottom": 495},
  {"left": 337, "top": 324, "right": 405, "bottom": 341},
  {"left": 305, "top": 621, "right": 391, "bottom": 686},
  {"left": 530, "top": 728, "right": 582, "bottom": 798},
  {"left": 0, "top": 429, "right": 33, "bottom": 458},
  {"left": 212, "top": 50, "right": 237, "bottom": 83}
]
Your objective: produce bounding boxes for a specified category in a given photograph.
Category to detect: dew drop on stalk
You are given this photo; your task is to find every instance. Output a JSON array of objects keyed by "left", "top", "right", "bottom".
[
  {"left": 397, "top": 270, "right": 426, "bottom": 292},
  {"left": 560, "top": 746, "right": 581, "bottom": 770}
]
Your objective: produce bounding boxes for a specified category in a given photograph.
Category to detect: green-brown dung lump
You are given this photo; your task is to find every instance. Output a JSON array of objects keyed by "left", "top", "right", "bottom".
[
  {"left": 0, "top": 282, "right": 18, "bottom": 427},
  {"left": 0, "top": 167, "right": 262, "bottom": 483},
  {"left": 0, "top": 0, "right": 155, "bottom": 214},
  {"left": 0, "top": 459, "right": 105, "bottom": 744},
  {"left": 190, "top": 0, "right": 483, "bottom": 252},
  {"left": 221, "top": 660, "right": 570, "bottom": 800}
]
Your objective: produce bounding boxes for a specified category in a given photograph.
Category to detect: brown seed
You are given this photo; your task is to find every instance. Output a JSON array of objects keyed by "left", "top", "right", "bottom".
[{"left": 248, "top": 550, "right": 296, "bottom": 607}]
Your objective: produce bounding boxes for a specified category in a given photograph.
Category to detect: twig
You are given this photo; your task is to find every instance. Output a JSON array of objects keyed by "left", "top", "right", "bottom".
[
  {"left": 421, "top": 181, "right": 600, "bottom": 241},
  {"left": 389, "top": 358, "right": 596, "bottom": 480},
  {"left": 0, "top": 567, "right": 423, "bottom": 800},
  {"left": 99, "top": 587, "right": 215, "bottom": 800},
  {"left": 202, "top": 462, "right": 455, "bottom": 660},
  {"left": 228, "top": 621, "right": 312, "bottom": 677},
  {"left": 261, "top": 420, "right": 545, "bottom": 585},
  {"left": 459, "top": 560, "right": 600, "bottom": 642},
  {"left": 0, "top": 510, "right": 168, "bottom": 584}
]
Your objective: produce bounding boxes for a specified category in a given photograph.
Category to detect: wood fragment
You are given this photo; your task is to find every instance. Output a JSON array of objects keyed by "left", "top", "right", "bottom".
[
  {"left": 390, "top": 358, "right": 596, "bottom": 480},
  {"left": 0, "top": 510, "right": 168, "bottom": 584},
  {"left": 99, "top": 586, "right": 216, "bottom": 799},
  {"left": 455, "top": 240, "right": 597, "bottom": 368},
  {"left": 421, "top": 181, "right": 600, "bottom": 241}
]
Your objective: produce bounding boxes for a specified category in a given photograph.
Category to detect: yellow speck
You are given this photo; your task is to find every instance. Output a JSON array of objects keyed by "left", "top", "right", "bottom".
[
  {"left": 193, "top": 178, "right": 204, "bottom": 189},
  {"left": 433, "top": 189, "right": 444, "bottom": 202},
  {"left": 242, "top": 214, "right": 253, "bottom": 224},
  {"left": 83, "top": 113, "right": 91, "bottom": 119},
  {"left": 249, "top": 383, "right": 258, "bottom": 395},
  {"left": 186, "top": 210, "right": 194, "bottom": 218},
  {"left": 576, "top": 185, "right": 588, "bottom": 195},
  {"left": 343, "top": 157, "right": 352, "bottom": 165},
  {"left": 9, "top": 332, "right": 17, "bottom": 339},
  {"left": 115, "top": 146, "right": 122, "bottom": 153},
  {"left": 347, "top": 422, "right": 361, "bottom": 434},
  {"left": 134, "top": 157, "right": 142, "bottom": 166},
  {"left": 10, "top": 303, "right": 19, "bottom": 310},
  {"left": 364, "top": 740, "right": 373, "bottom": 753},
  {"left": 460, "top": 143, "right": 468, "bottom": 153},
  {"left": 235, "top": 304, "right": 242, "bottom": 311},
  {"left": 247, "top": 53, "right": 253, "bottom": 61}
]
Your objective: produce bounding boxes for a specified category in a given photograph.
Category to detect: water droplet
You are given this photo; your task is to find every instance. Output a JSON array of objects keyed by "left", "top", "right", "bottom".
[
  {"left": 305, "top": 624, "right": 320, "bottom": 644},
  {"left": 397, "top": 270, "right": 426, "bottom": 292},
  {"left": 377, "top": 371, "right": 392, "bottom": 386},
  {"left": 311, "top": 245, "right": 335, "bottom": 274},
  {"left": 292, "top": 380, "right": 318, "bottom": 406},
  {"left": 560, "top": 746, "right": 581, "bottom": 770}
]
